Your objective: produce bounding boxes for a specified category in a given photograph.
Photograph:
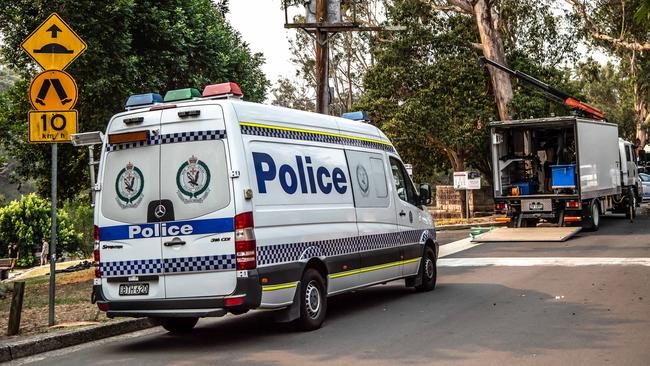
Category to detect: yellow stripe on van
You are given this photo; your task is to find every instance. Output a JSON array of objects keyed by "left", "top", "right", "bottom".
[
  {"left": 262, "top": 282, "right": 299, "bottom": 291},
  {"left": 239, "top": 121, "right": 393, "bottom": 146},
  {"left": 329, "top": 258, "right": 420, "bottom": 279}
]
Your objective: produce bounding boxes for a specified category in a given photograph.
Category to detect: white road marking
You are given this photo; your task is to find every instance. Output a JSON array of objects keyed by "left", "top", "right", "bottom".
[
  {"left": 439, "top": 237, "right": 484, "bottom": 258},
  {"left": 438, "top": 257, "right": 650, "bottom": 267}
]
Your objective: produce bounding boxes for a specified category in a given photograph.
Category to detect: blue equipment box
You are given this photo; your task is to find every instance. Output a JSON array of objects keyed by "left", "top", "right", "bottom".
[
  {"left": 551, "top": 164, "right": 576, "bottom": 188},
  {"left": 511, "top": 181, "right": 538, "bottom": 195}
]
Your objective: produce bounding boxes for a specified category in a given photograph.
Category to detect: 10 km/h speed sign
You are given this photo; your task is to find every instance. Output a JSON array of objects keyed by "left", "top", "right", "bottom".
[{"left": 29, "top": 110, "right": 78, "bottom": 143}]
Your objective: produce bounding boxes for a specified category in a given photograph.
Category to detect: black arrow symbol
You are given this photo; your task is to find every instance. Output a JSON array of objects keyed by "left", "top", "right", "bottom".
[{"left": 46, "top": 24, "right": 62, "bottom": 38}]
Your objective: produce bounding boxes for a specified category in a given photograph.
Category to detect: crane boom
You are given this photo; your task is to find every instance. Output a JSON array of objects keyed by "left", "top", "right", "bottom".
[{"left": 479, "top": 57, "right": 606, "bottom": 120}]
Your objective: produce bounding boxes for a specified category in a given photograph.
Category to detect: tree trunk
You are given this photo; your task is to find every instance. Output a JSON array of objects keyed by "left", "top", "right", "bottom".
[
  {"left": 473, "top": 0, "right": 513, "bottom": 121},
  {"left": 445, "top": 148, "right": 469, "bottom": 219}
]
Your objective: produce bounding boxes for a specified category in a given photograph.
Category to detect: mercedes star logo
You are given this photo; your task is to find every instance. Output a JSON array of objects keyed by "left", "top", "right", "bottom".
[{"left": 154, "top": 204, "right": 166, "bottom": 218}]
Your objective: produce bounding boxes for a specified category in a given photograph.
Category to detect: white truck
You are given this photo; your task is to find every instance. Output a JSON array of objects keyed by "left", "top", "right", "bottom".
[{"left": 490, "top": 116, "right": 641, "bottom": 230}]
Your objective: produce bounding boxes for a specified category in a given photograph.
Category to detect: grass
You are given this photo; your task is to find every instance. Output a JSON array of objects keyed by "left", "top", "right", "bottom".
[{"left": 0, "top": 269, "right": 114, "bottom": 340}]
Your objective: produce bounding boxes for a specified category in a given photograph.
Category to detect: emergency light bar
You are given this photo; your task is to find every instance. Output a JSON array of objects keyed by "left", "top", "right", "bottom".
[
  {"left": 342, "top": 111, "right": 370, "bottom": 122},
  {"left": 108, "top": 130, "right": 149, "bottom": 145},
  {"left": 125, "top": 93, "right": 163, "bottom": 109},
  {"left": 203, "top": 82, "right": 243, "bottom": 99},
  {"left": 164, "top": 88, "right": 201, "bottom": 102}
]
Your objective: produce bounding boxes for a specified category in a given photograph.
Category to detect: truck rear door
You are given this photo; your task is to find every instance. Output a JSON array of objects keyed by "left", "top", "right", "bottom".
[{"left": 158, "top": 104, "right": 237, "bottom": 299}]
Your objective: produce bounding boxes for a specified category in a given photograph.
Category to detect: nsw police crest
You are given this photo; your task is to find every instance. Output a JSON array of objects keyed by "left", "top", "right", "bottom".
[
  {"left": 356, "top": 164, "right": 370, "bottom": 196},
  {"left": 115, "top": 162, "right": 144, "bottom": 208},
  {"left": 176, "top": 155, "right": 211, "bottom": 203}
]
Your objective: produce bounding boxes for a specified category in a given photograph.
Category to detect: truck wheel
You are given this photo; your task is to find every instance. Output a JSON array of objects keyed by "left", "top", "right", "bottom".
[
  {"left": 625, "top": 191, "right": 636, "bottom": 221},
  {"left": 415, "top": 246, "right": 437, "bottom": 292},
  {"left": 582, "top": 200, "right": 600, "bottom": 231},
  {"left": 296, "top": 268, "right": 327, "bottom": 331},
  {"left": 156, "top": 317, "right": 198, "bottom": 334}
]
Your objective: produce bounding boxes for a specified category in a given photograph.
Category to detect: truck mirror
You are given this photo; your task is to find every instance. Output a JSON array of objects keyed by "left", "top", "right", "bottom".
[{"left": 419, "top": 183, "right": 432, "bottom": 205}]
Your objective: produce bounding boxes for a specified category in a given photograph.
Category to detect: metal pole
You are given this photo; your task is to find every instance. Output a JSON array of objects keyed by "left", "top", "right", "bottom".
[
  {"left": 88, "top": 146, "right": 96, "bottom": 206},
  {"left": 465, "top": 189, "right": 470, "bottom": 220},
  {"left": 315, "top": 0, "right": 329, "bottom": 114},
  {"left": 48, "top": 143, "right": 57, "bottom": 326}
]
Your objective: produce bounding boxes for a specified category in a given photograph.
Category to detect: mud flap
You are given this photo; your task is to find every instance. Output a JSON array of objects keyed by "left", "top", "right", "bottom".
[{"left": 273, "top": 281, "right": 301, "bottom": 323}]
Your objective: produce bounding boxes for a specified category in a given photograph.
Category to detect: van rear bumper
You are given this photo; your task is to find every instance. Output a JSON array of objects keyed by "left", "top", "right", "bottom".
[{"left": 94, "top": 270, "right": 262, "bottom": 318}]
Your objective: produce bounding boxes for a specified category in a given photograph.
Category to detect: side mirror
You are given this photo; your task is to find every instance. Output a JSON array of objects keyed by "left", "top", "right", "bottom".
[{"left": 419, "top": 183, "right": 432, "bottom": 205}]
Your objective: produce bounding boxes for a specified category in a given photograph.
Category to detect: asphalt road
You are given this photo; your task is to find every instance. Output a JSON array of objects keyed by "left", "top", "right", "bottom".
[{"left": 10, "top": 209, "right": 650, "bottom": 366}]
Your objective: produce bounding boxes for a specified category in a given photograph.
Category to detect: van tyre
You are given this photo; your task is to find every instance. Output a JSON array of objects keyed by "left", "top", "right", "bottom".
[
  {"left": 582, "top": 200, "right": 600, "bottom": 231},
  {"left": 157, "top": 317, "right": 198, "bottom": 334},
  {"left": 297, "top": 268, "right": 327, "bottom": 331},
  {"left": 415, "top": 246, "right": 437, "bottom": 292}
]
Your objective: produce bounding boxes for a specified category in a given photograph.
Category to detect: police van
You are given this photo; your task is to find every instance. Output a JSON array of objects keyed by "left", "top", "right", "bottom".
[{"left": 92, "top": 82, "right": 437, "bottom": 332}]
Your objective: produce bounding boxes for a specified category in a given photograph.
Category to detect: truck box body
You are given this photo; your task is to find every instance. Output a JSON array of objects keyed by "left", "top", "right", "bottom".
[{"left": 489, "top": 116, "right": 634, "bottom": 227}]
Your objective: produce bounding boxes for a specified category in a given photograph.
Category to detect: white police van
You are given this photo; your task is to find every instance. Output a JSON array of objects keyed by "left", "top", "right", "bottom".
[{"left": 92, "top": 82, "right": 437, "bottom": 332}]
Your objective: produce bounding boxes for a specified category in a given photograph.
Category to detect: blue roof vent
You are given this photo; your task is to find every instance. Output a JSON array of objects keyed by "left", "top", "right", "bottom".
[
  {"left": 125, "top": 93, "right": 163, "bottom": 109},
  {"left": 342, "top": 111, "right": 370, "bottom": 122}
]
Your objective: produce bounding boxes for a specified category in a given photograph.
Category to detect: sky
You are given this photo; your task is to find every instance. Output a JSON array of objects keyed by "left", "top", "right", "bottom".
[{"left": 226, "top": 1, "right": 299, "bottom": 86}]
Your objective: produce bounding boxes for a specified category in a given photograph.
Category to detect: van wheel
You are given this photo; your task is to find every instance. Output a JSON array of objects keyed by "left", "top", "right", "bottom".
[
  {"left": 156, "top": 317, "right": 198, "bottom": 334},
  {"left": 582, "top": 200, "right": 600, "bottom": 231},
  {"left": 297, "top": 268, "right": 327, "bottom": 331},
  {"left": 415, "top": 246, "right": 436, "bottom": 292}
]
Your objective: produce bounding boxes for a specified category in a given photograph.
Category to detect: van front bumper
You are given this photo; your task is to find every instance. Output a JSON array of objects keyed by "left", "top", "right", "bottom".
[{"left": 93, "top": 270, "right": 262, "bottom": 319}]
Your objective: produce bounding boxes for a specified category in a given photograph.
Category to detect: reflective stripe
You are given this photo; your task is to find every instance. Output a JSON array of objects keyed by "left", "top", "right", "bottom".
[
  {"left": 329, "top": 258, "right": 420, "bottom": 279},
  {"left": 262, "top": 282, "right": 299, "bottom": 291},
  {"left": 240, "top": 121, "right": 392, "bottom": 146}
]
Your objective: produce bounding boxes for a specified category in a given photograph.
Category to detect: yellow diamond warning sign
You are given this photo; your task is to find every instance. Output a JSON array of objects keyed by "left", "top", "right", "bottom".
[
  {"left": 29, "top": 70, "right": 78, "bottom": 110},
  {"left": 28, "top": 110, "right": 78, "bottom": 143},
  {"left": 21, "top": 13, "right": 87, "bottom": 71}
]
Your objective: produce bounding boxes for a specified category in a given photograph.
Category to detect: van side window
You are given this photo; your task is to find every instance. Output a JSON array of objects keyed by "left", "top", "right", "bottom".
[
  {"left": 626, "top": 145, "right": 632, "bottom": 162},
  {"left": 389, "top": 157, "right": 418, "bottom": 206},
  {"left": 345, "top": 150, "right": 390, "bottom": 208}
]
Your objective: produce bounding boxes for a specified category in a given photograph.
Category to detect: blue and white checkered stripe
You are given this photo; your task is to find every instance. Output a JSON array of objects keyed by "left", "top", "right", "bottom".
[
  {"left": 106, "top": 129, "right": 227, "bottom": 152},
  {"left": 240, "top": 124, "right": 395, "bottom": 153},
  {"left": 101, "top": 254, "right": 236, "bottom": 277},
  {"left": 257, "top": 229, "right": 432, "bottom": 266}
]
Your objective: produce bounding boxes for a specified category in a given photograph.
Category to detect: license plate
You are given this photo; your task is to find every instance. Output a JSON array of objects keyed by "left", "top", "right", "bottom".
[
  {"left": 119, "top": 283, "right": 149, "bottom": 296},
  {"left": 529, "top": 202, "right": 544, "bottom": 211},
  {"left": 522, "top": 199, "right": 551, "bottom": 212}
]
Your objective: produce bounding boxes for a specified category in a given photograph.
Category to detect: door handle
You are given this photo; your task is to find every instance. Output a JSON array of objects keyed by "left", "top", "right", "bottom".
[
  {"left": 164, "top": 238, "right": 186, "bottom": 247},
  {"left": 399, "top": 210, "right": 406, "bottom": 217}
]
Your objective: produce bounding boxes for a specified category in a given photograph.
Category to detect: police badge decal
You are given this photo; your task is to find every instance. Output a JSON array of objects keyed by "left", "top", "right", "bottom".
[
  {"left": 176, "top": 155, "right": 211, "bottom": 203},
  {"left": 115, "top": 162, "right": 144, "bottom": 208}
]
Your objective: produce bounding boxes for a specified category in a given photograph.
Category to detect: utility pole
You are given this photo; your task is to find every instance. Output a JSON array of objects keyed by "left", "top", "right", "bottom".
[
  {"left": 315, "top": 0, "right": 329, "bottom": 114},
  {"left": 284, "top": 1, "right": 403, "bottom": 115}
]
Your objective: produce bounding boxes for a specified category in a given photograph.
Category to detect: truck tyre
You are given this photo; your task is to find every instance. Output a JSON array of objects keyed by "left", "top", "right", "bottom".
[
  {"left": 156, "top": 317, "right": 198, "bottom": 334},
  {"left": 296, "top": 268, "right": 327, "bottom": 331},
  {"left": 415, "top": 246, "right": 437, "bottom": 292},
  {"left": 625, "top": 191, "right": 637, "bottom": 221},
  {"left": 582, "top": 200, "right": 600, "bottom": 231}
]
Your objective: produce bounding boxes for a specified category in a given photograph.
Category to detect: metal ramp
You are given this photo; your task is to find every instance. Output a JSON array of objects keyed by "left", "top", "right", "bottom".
[{"left": 471, "top": 227, "right": 581, "bottom": 242}]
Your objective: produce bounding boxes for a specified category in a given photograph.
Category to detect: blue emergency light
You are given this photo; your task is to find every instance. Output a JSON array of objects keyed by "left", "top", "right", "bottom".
[
  {"left": 125, "top": 93, "right": 163, "bottom": 109},
  {"left": 342, "top": 111, "right": 370, "bottom": 122}
]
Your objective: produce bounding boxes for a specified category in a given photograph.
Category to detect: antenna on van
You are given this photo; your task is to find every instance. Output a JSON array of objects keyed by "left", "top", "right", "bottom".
[{"left": 478, "top": 57, "right": 606, "bottom": 121}]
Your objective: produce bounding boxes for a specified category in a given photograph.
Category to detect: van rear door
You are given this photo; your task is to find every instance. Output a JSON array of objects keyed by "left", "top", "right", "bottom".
[
  {"left": 99, "top": 110, "right": 165, "bottom": 300},
  {"left": 158, "top": 104, "right": 236, "bottom": 299}
]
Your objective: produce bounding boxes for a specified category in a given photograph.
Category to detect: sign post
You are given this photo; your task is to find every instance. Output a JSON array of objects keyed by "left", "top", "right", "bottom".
[{"left": 21, "top": 12, "right": 86, "bottom": 327}]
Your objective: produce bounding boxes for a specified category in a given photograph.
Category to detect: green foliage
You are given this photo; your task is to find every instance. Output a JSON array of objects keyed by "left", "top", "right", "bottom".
[
  {"left": 0, "top": 193, "right": 82, "bottom": 265},
  {"left": 635, "top": 0, "right": 650, "bottom": 26},
  {"left": 356, "top": 0, "right": 497, "bottom": 182},
  {"left": 0, "top": 0, "right": 269, "bottom": 200},
  {"left": 62, "top": 197, "right": 94, "bottom": 256}
]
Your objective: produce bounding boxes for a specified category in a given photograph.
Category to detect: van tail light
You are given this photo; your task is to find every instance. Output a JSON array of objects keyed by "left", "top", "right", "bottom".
[
  {"left": 566, "top": 200, "right": 580, "bottom": 209},
  {"left": 495, "top": 202, "right": 508, "bottom": 211},
  {"left": 94, "top": 225, "right": 100, "bottom": 241},
  {"left": 94, "top": 249, "right": 101, "bottom": 278},
  {"left": 235, "top": 212, "right": 256, "bottom": 270}
]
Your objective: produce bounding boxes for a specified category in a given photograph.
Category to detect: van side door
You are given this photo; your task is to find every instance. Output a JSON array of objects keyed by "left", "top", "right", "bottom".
[{"left": 346, "top": 150, "right": 401, "bottom": 286}]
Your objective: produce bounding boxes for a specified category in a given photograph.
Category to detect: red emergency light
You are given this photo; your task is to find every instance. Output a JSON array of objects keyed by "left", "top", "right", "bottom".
[{"left": 202, "top": 82, "right": 243, "bottom": 98}]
